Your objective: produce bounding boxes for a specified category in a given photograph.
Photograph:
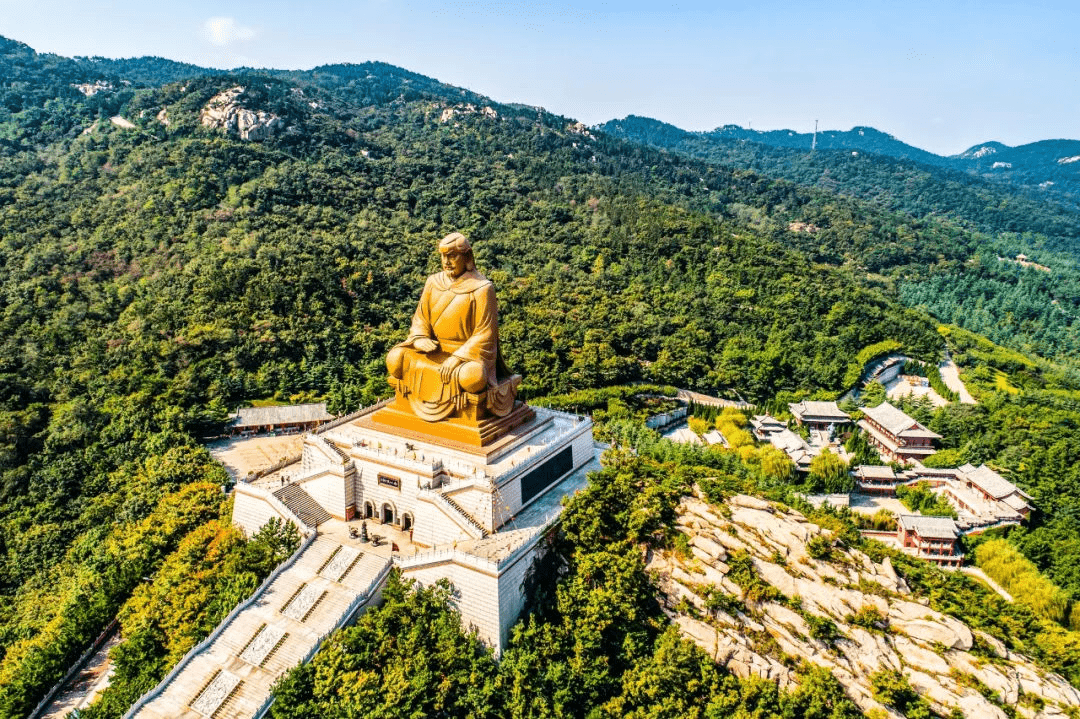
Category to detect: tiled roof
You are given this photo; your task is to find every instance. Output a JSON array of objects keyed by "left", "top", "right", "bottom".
[
  {"left": 231, "top": 402, "right": 334, "bottom": 428},
  {"left": 862, "top": 402, "right": 941, "bottom": 439},
  {"left": 789, "top": 401, "right": 851, "bottom": 420},
  {"left": 856, "top": 465, "right": 897, "bottom": 480},
  {"left": 898, "top": 514, "right": 959, "bottom": 539},
  {"left": 964, "top": 464, "right": 1019, "bottom": 500},
  {"left": 1003, "top": 494, "right": 1032, "bottom": 512},
  {"left": 769, "top": 429, "right": 809, "bottom": 453},
  {"left": 702, "top": 430, "right": 727, "bottom": 446}
]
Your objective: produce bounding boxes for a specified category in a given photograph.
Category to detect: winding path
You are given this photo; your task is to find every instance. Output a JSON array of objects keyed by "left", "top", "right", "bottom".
[{"left": 939, "top": 357, "right": 977, "bottom": 404}]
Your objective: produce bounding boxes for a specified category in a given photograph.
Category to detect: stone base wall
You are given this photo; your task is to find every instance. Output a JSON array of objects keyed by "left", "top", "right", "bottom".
[
  {"left": 398, "top": 534, "right": 548, "bottom": 654},
  {"left": 298, "top": 470, "right": 348, "bottom": 519},
  {"left": 233, "top": 484, "right": 303, "bottom": 537}
]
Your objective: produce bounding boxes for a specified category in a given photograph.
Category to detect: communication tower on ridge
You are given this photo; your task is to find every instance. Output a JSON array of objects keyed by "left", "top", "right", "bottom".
[{"left": 812, "top": 119, "right": 818, "bottom": 151}]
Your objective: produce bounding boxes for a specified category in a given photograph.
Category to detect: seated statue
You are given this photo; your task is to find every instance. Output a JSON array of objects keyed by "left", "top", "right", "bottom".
[{"left": 386, "top": 233, "right": 519, "bottom": 423}]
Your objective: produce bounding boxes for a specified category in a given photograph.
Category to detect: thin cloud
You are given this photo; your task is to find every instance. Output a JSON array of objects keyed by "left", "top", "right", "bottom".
[{"left": 202, "top": 17, "right": 257, "bottom": 47}]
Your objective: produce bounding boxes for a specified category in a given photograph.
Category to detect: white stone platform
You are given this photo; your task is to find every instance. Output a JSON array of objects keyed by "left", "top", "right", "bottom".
[{"left": 219, "top": 403, "right": 601, "bottom": 688}]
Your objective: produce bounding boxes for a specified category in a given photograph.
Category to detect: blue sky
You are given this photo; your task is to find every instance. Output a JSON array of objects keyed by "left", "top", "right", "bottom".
[{"left": 1, "top": 0, "right": 1075, "bottom": 154}]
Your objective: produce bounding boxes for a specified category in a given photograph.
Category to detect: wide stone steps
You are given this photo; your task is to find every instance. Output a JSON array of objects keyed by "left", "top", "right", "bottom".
[
  {"left": 272, "top": 484, "right": 332, "bottom": 527},
  {"left": 130, "top": 534, "right": 390, "bottom": 719}
]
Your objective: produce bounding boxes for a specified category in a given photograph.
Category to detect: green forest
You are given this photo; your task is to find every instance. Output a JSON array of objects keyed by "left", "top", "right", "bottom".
[
  {"left": 601, "top": 115, "right": 1080, "bottom": 366},
  {"left": 3, "top": 34, "right": 1080, "bottom": 718}
]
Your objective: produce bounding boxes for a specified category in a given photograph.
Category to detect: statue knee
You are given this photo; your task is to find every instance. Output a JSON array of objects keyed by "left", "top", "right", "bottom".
[
  {"left": 386, "top": 346, "right": 406, "bottom": 379},
  {"left": 457, "top": 361, "right": 487, "bottom": 394}
]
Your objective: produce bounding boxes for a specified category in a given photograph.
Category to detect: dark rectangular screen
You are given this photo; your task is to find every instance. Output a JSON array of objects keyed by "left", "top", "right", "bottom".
[{"left": 519, "top": 446, "right": 574, "bottom": 505}]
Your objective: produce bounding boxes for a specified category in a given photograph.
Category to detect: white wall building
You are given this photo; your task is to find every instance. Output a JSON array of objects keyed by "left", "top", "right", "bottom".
[{"left": 233, "top": 401, "right": 600, "bottom": 653}]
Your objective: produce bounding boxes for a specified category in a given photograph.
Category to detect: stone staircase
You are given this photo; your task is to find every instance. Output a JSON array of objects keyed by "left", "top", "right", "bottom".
[
  {"left": 127, "top": 534, "right": 391, "bottom": 719},
  {"left": 436, "top": 492, "right": 489, "bottom": 538},
  {"left": 313, "top": 435, "right": 351, "bottom": 464},
  {"left": 272, "top": 484, "right": 332, "bottom": 527}
]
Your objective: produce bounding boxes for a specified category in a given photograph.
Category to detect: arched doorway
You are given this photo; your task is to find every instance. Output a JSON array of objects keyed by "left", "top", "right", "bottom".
[
  {"left": 381, "top": 502, "right": 395, "bottom": 525},
  {"left": 364, "top": 501, "right": 374, "bottom": 519},
  {"left": 401, "top": 513, "right": 413, "bottom": 532}
]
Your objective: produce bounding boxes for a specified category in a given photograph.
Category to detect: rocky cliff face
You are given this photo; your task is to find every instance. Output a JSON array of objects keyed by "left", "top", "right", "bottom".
[
  {"left": 649, "top": 491, "right": 1080, "bottom": 719},
  {"left": 199, "top": 86, "right": 285, "bottom": 141}
]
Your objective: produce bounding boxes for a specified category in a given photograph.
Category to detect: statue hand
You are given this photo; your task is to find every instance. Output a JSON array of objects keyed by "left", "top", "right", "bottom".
[
  {"left": 439, "top": 355, "right": 464, "bottom": 383},
  {"left": 414, "top": 337, "right": 438, "bottom": 353}
]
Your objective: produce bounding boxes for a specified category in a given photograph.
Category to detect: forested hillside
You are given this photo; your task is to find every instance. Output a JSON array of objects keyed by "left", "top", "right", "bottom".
[
  {"left": 601, "top": 114, "right": 1080, "bottom": 363},
  {"left": 3, "top": 34, "right": 1080, "bottom": 717}
]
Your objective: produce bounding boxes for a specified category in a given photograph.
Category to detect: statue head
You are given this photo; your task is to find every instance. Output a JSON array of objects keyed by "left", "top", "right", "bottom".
[{"left": 438, "top": 232, "right": 476, "bottom": 278}]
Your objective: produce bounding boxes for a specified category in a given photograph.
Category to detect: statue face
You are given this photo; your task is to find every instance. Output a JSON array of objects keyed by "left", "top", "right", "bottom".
[{"left": 441, "top": 249, "right": 468, "bottom": 278}]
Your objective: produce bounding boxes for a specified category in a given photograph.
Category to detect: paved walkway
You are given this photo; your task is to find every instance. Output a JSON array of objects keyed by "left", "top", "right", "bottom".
[
  {"left": 961, "top": 566, "right": 1014, "bottom": 602},
  {"left": 129, "top": 522, "right": 395, "bottom": 719},
  {"left": 208, "top": 435, "right": 305, "bottom": 481},
  {"left": 38, "top": 632, "right": 121, "bottom": 718},
  {"left": 939, "top": 358, "right": 977, "bottom": 404},
  {"left": 885, "top": 377, "right": 948, "bottom": 407},
  {"left": 849, "top": 493, "right": 909, "bottom": 517}
]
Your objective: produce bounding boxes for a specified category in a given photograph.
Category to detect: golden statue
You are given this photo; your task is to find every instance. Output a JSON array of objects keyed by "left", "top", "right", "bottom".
[{"left": 371, "top": 233, "right": 532, "bottom": 449}]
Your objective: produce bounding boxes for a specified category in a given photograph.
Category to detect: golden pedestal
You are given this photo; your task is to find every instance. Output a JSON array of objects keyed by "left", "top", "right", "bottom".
[{"left": 366, "top": 378, "right": 536, "bottom": 455}]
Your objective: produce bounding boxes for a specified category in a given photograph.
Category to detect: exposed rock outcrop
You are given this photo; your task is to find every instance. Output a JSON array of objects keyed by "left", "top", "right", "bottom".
[
  {"left": 72, "top": 81, "right": 112, "bottom": 97},
  {"left": 438, "top": 103, "right": 498, "bottom": 123},
  {"left": 199, "top": 86, "right": 285, "bottom": 141},
  {"left": 651, "top": 491, "right": 1080, "bottom": 719}
]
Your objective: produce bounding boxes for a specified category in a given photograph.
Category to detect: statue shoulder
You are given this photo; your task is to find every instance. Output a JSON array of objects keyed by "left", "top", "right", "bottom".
[{"left": 449, "top": 270, "right": 493, "bottom": 295}]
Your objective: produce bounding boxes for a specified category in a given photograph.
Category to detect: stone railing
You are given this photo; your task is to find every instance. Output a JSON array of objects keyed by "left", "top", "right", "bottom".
[
  {"left": 399, "top": 494, "right": 567, "bottom": 574},
  {"left": 246, "top": 453, "right": 302, "bottom": 482},
  {"left": 417, "top": 489, "right": 487, "bottom": 538},
  {"left": 122, "top": 531, "right": 318, "bottom": 719},
  {"left": 435, "top": 474, "right": 494, "bottom": 494},
  {"left": 394, "top": 544, "right": 500, "bottom": 574},
  {"left": 28, "top": 618, "right": 119, "bottom": 719},
  {"left": 493, "top": 415, "right": 592, "bottom": 487},
  {"left": 313, "top": 399, "right": 391, "bottom": 435},
  {"left": 352, "top": 443, "right": 443, "bottom": 476}
]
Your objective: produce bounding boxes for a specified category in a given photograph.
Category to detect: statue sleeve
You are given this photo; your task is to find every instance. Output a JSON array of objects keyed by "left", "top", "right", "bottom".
[
  {"left": 405, "top": 276, "right": 435, "bottom": 344},
  {"left": 452, "top": 283, "right": 497, "bottom": 366}
]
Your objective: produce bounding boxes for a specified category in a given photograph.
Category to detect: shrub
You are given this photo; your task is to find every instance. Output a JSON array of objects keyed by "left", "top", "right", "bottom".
[
  {"left": 807, "top": 534, "right": 834, "bottom": 560},
  {"left": 897, "top": 481, "right": 956, "bottom": 518},
  {"left": 848, "top": 605, "right": 888, "bottom": 632},
  {"left": 805, "top": 614, "right": 841, "bottom": 644}
]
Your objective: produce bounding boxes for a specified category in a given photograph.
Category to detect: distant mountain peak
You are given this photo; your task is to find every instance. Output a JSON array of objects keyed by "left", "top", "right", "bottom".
[{"left": 953, "top": 142, "right": 1011, "bottom": 160}]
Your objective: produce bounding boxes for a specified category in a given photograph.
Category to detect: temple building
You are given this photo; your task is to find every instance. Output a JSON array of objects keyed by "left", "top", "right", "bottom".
[
  {"left": 853, "top": 465, "right": 900, "bottom": 495},
  {"left": 227, "top": 402, "right": 335, "bottom": 436},
  {"left": 852, "top": 462, "right": 1032, "bottom": 537},
  {"left": 858, "top": 402, "right": 940, "bottom": 463},
  {"left": 788, "top": 400, "right": 851, "bottom": 432},
  {"left": 897, "top": 515, "right": 963, "bottom": 567},
  {"left": 750, "top": 414, "right": 786, "bottom": 441},
  {"left": 767, "top": 429, "right": 815, "bottom": 473},
  {"left": 956, "top": 463, "right": 1033, "bottom": 519}
]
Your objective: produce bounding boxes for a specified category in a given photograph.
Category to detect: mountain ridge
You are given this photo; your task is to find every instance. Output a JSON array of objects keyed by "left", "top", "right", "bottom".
[{"left": 602, "top": 114, "right": 1080, "bottom": 199}]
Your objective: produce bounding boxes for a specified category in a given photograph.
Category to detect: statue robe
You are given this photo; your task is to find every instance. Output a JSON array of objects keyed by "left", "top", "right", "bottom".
[{"left": 396, "top": 269, "right": 503, "bottom": 421}]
